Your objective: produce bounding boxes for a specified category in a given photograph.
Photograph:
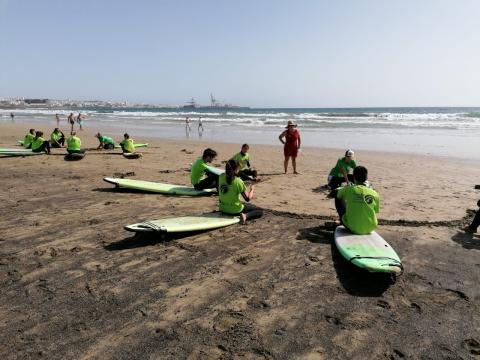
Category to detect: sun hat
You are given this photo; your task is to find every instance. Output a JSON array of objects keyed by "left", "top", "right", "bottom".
[{"left": 285, "top": 120, "right": 297, "bottom": 128}]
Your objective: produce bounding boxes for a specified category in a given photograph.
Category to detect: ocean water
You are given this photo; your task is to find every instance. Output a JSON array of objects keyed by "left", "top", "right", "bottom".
[{"left": 2, "top": 107, "right": 479, "bottom": 159}]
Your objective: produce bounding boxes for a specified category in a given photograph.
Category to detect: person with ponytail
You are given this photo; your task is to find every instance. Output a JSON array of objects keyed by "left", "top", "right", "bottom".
[{"left": 219, "top": 159, "right": 263, "bottom": 224}]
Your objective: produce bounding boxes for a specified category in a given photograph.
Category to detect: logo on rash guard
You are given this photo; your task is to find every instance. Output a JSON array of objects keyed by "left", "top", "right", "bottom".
[{"left": 364, "top": 195, "right": 374, "bottom": 204}]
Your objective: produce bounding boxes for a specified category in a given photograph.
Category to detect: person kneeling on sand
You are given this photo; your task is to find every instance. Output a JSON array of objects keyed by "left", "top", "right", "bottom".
[
  {"left": 333, "top": 166, "right": 379, "bottom": 235},
  {"left": 328, "top": 149, "right": 357, "bottom": 189},
  {"left": 464, "top": 200, "right": 480, "bottom": 234},
  {"left": 95, "top": 133, "right": 115, "bottom": 150},
  {"left": 191, "top": 148, "right": 219, "bottom": 190},
  {"left": 67, "top": 131, "right": 85, "bottom": 154},
  {"left": 31, "top": 131, "right": 51, "bottom": 154},
  {"left": 230, "top": 144, "right": 259, "bottom": 182},
  {"left": 50, "top": 128, "right": 65, "bottom": 148},
  {"left": 119, "top": 133, "right": 136, "bottom": 153},
  {"left": 219, "top": 159, "right": 263, "bottom": 224},
  {"left": 23, "top": 128, "right": 35, "bottom": 148}
]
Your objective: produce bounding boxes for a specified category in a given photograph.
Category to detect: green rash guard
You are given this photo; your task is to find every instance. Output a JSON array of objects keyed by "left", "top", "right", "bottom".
[
  {"left": 67, "top": 136, "right": 81, "bottom": 151},
  {"left": 337, "top": 185, "right": 380, "bottom": 235},
  {"left": 23, "top": 133, "right": 34, "bottom": 148},
  {"left": 99, "top": 136, "right": 114, "bottom": 145},
  {"left": 231, "top": 152, "right": 250, "bottom": 170},
  {"left": 120, "top": 139, "right": 135, "bottom": 153},
  {"left": 50, "top": 131, "right": 62, "bottom": 143},
  {"left": 218, "top": 173, "right": 247, "bottom": 214},
  {"left": 31, "top": 137, "right": 45, "bottom": 151},
  {"left": 191, "top": 158, "right": 208, "bottom": 185},
  {"left": 329, "top": 157, "right": 357, "bottom": 177}
]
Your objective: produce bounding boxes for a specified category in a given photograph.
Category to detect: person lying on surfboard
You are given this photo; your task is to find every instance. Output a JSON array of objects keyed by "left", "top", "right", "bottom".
[
  {"left": 31, "top": 131, "right": 51, "bottom": 154},
  {"left": 464, "top": 199, "right": 480, "bottom": 233},
  {"left": 67, "top": 131, "right": 85, "bottom": 154},
  {"left": 191, "top": 148, "right": 219, "bottom": 190},
  {"left": 219, "top": 159, "right": 263, "bottom": 224},
  {"left": 95, "top": 133, "right": 115, "bottom": 150},
  {"left": 50, "top": 128, "right": 65, "bottom": 148},
  {"left": 23, "top": 128, "right": 35, "bottom": 148},
  {"left": 333, "top": 166, "right": 379, "bottom": 235},
  {"left": 119, "top": 133, "right": 136, "bottom": 154},
  {"left": 328, "top": 149, "right": 357, "bottom": 190},
  {"left": 230, "top": 144, "right": 260, "bottom": 182}
]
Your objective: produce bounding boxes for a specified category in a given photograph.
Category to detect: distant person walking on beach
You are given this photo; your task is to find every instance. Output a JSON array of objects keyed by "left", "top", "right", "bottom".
[
  {"left": 77, "top": 113, "right": 84, "bottom": 130},
  {"left": 279, "top": 120, "right": 301, "bottom": 174},
  {"left": 68, "top": 113, "right": 75, "bottom": 132},
  {"left": 198, "top": 117, "right": 204, "bottom": 131},
  {"left": 55, "top": 113, "right": 60, "bottom": 126},
  {"left": 10, "top": 112, "right": 14, "bottom": 122},
  {"left": 185, "top": 117, "right": 191, "bottom": 132}
]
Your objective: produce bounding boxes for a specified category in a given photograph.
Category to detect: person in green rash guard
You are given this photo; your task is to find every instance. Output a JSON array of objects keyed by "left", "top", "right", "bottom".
[
  {"left": 334, "top": 166, "right": 379, "bottom": 235},
  {"left": 191, "top": 148, "right": 219, "bottom": 190},
  {"left": 66, "top": 131, "right": 85, "bottom": 154},
  {"left": 95, "top": 133, "right": 115, "bottom": 150},
  {"left": 50, "top": 128, "right": 65, "bottom": 148},
  {"left": 328, "top": 149, "right": 357, "bottom": 189},
  {"left": 219, "top": 159, "right": 263, "bottom": 224},
  {"left": 119, "top": 133, "right": 136, "bottom": 153},
  {"left": 23, "top": 129, "right": 35, "bottom": 148},
  {"left": 231, "top": 144, "right": 259, "bottom": 181},
  {"left": 31, "top": 131, "right": 51, "bottom": 154}
]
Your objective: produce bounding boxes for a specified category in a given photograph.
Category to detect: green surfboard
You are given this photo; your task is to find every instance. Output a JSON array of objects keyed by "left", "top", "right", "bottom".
[
  {"left": 103, "top": 177, "right": 215, "bottom": 196},
  {"left": 114, "top": 143, "right": 148, "bottom": 149},
  {"left": 125, "top": 213, "right": 240, "bottom": 233},
  {"left": 0, "top": 151, "right": 43, "bottom": 157},
  {"left": 334, "top": 226, "right": 403, "bottom": 275},
  {"left": 0, "top": 147, "right": 33, "bottom": 153}
]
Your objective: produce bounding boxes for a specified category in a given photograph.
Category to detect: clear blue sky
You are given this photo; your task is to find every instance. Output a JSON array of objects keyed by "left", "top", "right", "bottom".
[{"left": 1, "top": 0, "right": 479, "bottom": 107}]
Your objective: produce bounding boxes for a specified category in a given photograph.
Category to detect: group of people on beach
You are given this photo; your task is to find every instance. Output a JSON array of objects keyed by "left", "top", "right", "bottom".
[
  {"left": 21, "top": 127, "right": 140, "bottom": 157},
  {"left": 18, "top": 118, "right": 479, "bottom": 235}
]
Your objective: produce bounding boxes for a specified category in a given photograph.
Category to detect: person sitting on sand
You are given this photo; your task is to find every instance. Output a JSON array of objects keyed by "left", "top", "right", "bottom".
[
  {"left": 328, "top": 149, "right": 357, "bottom": 189},
  {"left": 334, "top": 166, "right": 379, "bottom": 235},
  {"left": 119, "top": 133, "right": 136, "bottom": 153},
  {"left": 67, "top": 131, "right": 85, "bottom": 154},
  {"left": 464, "top": 200, "right": 480, "bottom": 234},
  {"left": 95, "top": 133, "right": 115, "bottom": 150},
  {"left": 230, "top": 144, "right": 259, "bottom": 181},
  {"left": 191, "top": 148, "right": 219, "bottom": 190},
  {"left": 23, "top": 129, "right": 35, "bottom": 148},
  {"left": 219, "top": 159, "right": 263, "bottom": 224},
  {"left": 50, "top": 128, "right": 65, "bottom": 148},
  {"left": 31, "top": 131, "right": 51, "bottom": 154}
]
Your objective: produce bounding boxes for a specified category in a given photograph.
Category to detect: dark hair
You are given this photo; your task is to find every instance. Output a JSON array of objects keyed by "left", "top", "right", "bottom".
[
  {"left": 242, "top": 143, "right": 249, "bottom": 148},
  {"left": 225, "top": 159, "right": 239, "bottom": 185},
  {"left": 202, "top": 148, "right": 217, "bottom": 159},
  {"left": 36, "top": 131, "right": 43, "bottom": 137},
  {"left": 54, "top": 128, "right": 59, "bottom": 132},
  {"left": 29, "top": 128, "right": 35, "bottom": 133},
  {"left": 353, "top": 166, "right": 368, "bottom": 183},
  {"left": 124, "top": 133, "right": 129, "bottom": 138}
]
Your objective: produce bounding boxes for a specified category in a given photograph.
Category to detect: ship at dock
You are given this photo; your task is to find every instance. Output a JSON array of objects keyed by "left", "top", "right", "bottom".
[{"left": 182, "top": 94, "right": 250, "bottom": 110}]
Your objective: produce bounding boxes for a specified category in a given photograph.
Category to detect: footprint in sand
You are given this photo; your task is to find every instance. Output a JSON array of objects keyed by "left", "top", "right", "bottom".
[{"left": 463, "top": 338, "right": 480, "bottom": 355}]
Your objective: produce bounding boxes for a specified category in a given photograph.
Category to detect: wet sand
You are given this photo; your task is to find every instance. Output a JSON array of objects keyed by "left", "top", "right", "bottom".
[{"left": 1, "top": 123, "right": 479, "bottom": 359}]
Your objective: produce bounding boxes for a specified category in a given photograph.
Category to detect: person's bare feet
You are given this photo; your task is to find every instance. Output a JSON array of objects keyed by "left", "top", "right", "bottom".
[
  {"left": 240, "top": 213, "right": 247, "bottom": 224},
  {"left": 294, "top": 171, "right": 300, "bottom": 175}
]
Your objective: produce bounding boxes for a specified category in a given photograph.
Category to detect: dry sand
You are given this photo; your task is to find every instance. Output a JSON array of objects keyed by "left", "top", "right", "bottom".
[{"left": 0, "top": 123, "right": 479, "bottom": 359}]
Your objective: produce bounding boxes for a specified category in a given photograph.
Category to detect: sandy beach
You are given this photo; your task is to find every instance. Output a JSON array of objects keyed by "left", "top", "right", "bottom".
[{"left": 1, "top": 122, "right": 479, "bottom": 359}]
